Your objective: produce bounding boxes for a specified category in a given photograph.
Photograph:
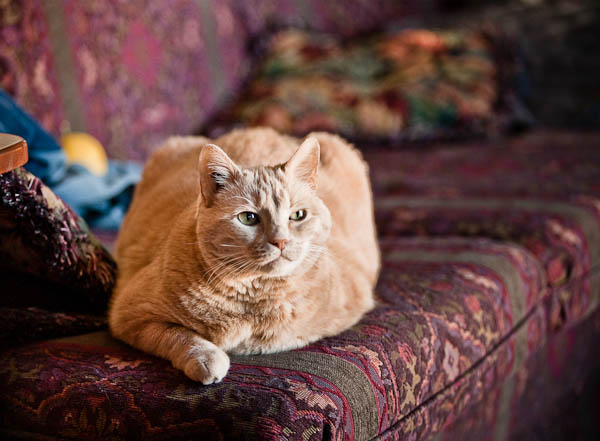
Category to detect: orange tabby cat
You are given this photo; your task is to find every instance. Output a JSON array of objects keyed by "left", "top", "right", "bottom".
[{"left": 109, "top": 127, "right": 380, "bottom": 384}]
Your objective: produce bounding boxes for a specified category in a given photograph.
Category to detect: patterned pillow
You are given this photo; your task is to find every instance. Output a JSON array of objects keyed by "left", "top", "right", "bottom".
[
  {"left": 206, "top": 28, "right": 528, "bottom": 144},
  {"left": 0, "top": 167, "right": 116, "bottom": 319},
  {"left": 0, "top": 0, "right": 448, "bottom": 162}
]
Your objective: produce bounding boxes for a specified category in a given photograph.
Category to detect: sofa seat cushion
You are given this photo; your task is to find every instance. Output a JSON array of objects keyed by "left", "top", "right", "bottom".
[
  {"left": 369, "top": 131, "right": 600, "bottom": 328},
  {"left": 0, "top": 236, "right": 551, "bottom": 441},
  {"left": 422, "top": 301, "right": 600, "bottom": 441}
]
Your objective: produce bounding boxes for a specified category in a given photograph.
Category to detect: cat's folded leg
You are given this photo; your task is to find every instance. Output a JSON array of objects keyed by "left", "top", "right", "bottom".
[{"left": 121, "top": 321, "right": 230, "bottom": 384}]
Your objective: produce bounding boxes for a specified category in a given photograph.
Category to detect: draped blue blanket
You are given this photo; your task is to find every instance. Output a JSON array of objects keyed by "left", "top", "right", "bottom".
[{"left": 0, "top": 89, "right": 141, "bottom": 230}]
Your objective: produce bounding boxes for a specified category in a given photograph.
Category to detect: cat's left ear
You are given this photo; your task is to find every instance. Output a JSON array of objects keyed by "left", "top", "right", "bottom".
[
  {"left": 198, "top": 144, "right": 240, "bottom": 207},
  {"left": 284, "top": 137, "right": 320, "bottom": 190}
]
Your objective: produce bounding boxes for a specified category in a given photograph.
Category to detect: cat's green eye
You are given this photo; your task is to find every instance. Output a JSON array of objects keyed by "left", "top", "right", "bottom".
[
  {"left": 237, "top": 211, "right": 260, "bottom": 226},
  {"left": 290, "top": 209, "right": 307, "bottom": 221}
]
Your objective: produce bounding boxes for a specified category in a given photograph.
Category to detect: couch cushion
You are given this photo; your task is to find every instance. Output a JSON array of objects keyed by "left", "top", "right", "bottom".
[
  {"left": 422, "top": 303, "right": 600, "bottom": 441},
  {"left": 0, "top": 0, "right": 438, "bottom": 162},
  {"left": 0, "top": 167, "right": 112, "bottom": 347},
  {"left": 0, "top": 237, "right": 550, "bottom": 441},
  {"left": 2, "top": 131, "right": 600, "bottom": 440},
  {"left": 205, "top": 27, "right": 525, "bottom": 144},
  {"left": 368, "top": 131, "right": 600, "bottom": 327}
]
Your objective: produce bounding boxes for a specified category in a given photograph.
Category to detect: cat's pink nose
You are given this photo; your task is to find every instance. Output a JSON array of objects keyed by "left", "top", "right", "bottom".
[{"left": 270, "top": 238, "right": 289, "bottom": 251}]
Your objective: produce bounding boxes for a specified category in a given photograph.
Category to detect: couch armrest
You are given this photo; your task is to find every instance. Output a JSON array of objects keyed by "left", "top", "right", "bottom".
[{"left": 0, "top": 134, "right": 28, "bottom": 174}]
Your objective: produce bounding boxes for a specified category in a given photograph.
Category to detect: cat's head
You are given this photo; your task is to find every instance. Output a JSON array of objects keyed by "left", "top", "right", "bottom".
[{"left": 195, "top": 137, "right": 331, "bottom": 282}]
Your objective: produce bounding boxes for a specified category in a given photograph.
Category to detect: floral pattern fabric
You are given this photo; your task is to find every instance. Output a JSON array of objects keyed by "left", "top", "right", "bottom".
[
  {"left": 1, "top": 131, "right": 600, "bottom": 440},
  {"left": 0, "top": 236, "right": 547, "bottom": 440},
  {"left": 0, "top": 167, "right": 115, "bottom": 345},
  {"left": 206, "top": 27, "right": 523, "bottom": 144},
  {"left": 0, "top": 0, "right": 428, "bottom": 162},
  {"left": 369, "top": 130, "right": 600, "bottom": 328},
  {"left": 423, "top": 305, "right": 600, "bottom": 441}
]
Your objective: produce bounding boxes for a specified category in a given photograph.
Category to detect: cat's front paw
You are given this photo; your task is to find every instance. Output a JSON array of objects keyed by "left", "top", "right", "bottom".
[{"left": 183, "top": 345, "right": 230, "bottom": 384}]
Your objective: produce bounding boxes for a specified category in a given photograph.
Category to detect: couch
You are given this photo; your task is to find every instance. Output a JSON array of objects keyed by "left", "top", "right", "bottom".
[{"left": 1, "top": 1, "right": 599, "bottom": 440}]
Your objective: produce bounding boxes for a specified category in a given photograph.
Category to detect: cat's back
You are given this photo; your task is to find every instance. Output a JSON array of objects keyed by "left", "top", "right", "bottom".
[{"left": 214, "top": 127, "right": 300, "bottom": 167}]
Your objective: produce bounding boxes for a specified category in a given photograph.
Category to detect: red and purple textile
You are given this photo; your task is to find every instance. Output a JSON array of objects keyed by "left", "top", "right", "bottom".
[
  {"left": 205, "top": 27, "right": 525, "bottom": 145},
  {"left": 0, "top": 0, "right": 433, "bottom": 162},
  {"left": 1, "top": 130, "right": 599, "bottom": 440},
  {"left": 2, "top": 1, "right": 599, "bottom": 439},
  {"left": 0, "top": 168, "right": 113, "bottom": 348}
]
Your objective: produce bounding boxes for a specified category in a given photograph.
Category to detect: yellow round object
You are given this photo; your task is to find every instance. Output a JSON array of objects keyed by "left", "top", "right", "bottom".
[{"left": 61, "top": 132, "right": 109, "bottom": 176}]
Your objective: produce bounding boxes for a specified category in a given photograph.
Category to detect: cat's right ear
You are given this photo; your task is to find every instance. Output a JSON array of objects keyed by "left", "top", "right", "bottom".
[
  {"left": 198, "top": 144, "right": 240, "bottom": 207},
  {"left": 284, "top": 137, "right": 320, "bottom": 190}
]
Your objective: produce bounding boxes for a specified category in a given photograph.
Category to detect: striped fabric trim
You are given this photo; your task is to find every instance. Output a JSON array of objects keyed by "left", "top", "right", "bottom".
[
  {"left": 41, "top": 0, "right": 87, "bottom": 132},
  {"left": 231, "top": 352, "right": 380, "bottom": 441},
  {"left": 195, "top": 0, "right": 226, "bottom": 102},
  {"left": 492, "top": 375, "right": 515, "bottom": 441}
]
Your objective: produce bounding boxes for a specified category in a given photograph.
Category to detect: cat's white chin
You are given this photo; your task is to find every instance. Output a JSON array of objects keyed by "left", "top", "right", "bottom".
[{"left": 261, "top": 255, "right": 299, "bottom": 278}]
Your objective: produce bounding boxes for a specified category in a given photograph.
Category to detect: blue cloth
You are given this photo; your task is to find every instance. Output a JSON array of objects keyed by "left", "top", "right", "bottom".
[{"left": 0, "top": 89, "right": 141, "bottom": 230}]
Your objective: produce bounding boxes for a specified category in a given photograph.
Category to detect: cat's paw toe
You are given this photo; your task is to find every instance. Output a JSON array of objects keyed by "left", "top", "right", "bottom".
[{"left": 183, "top": 347, "right": 230, "bottom": 385}]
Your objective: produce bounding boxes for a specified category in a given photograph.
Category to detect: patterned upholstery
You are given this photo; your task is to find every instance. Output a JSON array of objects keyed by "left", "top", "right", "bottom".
[
  {"left": 206, "top": 27, "right": 524, "bottom": 144},
  {"left": 371, "top": 130, "right": 600, "bottom": 328},
  {"left": 0, "top": 0, "right": 429, "bottom": 162},
  {"left": 1, "top": 130, "right": 599, "bottom": 440},
  {"left": 1, "top": 1, "right": 599, "bottom": 439},
  {"left": 0, "top": 168, "right": 113, "bottom": 348}
]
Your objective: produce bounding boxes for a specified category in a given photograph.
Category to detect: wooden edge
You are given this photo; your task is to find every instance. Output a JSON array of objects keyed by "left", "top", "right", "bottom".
[{"left": 0, "top": 138, "right": 28, "bottom": 174}]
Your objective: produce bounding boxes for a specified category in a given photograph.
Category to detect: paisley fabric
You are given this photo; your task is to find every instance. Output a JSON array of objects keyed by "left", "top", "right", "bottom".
[
  {"left": 0, "top": 168, "right": 116, "bottom": 318},
  {"left": 0, "top": 307, "right": 106, "bottom": 350},
  {"left": 0, "top": 237, "right": 547, "bottom": 441},
  {"left": 205, "top": 27, "right": 525, "bottom": 144},
  {"left": 0, "top": 0, "right": 247, "bottom": 161},
  {"left": 1, "top": 131, "right": 600, "bottom": 441},
  {"left": 369, "top": 130, "right": 600, "bottom": 328},
  {"left": 0, "top": 0, "right": 428, "bottom": 162},
  {"left": 423, "top": 306, "right": 600, "bottom": 441}
]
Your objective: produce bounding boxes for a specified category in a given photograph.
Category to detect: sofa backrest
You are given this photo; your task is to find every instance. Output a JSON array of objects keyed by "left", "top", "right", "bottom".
[{"left": 1, "top": 0, "right": 443, "bottom": 162}]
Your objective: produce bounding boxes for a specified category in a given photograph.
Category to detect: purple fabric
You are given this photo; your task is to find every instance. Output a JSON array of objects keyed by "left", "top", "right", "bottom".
[
  {"left": 204, "top": 27, "right": 526, "bottom": 145},
  {"left": 0, "top": 168, "right": 114, "bottom": 346},
  {"left": 1, "top": 131, "right": 599, "bottom": 440},
  {"left": 0, "top": 0, "right": 435, "bottom": 162}
]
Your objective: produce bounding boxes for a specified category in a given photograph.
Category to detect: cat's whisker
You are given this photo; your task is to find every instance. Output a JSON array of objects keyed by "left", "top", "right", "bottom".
[
  {"left": 205, "top": 253, "right": 253, "bottom": 286},
  {"left": 204, "top": 255, "right": 247, "bottom": 286},
  {"left": 216, "top": 260, "right": 256, "bottom": 285},
  {"left": 303, "top": 244, "right": 337, "bottom": 268},
  {"left": 205, "top": 260, "right": 244, "bottom": 286},
  {"left": 309, "top": 244, "right": 338, "bottom": 262}
]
